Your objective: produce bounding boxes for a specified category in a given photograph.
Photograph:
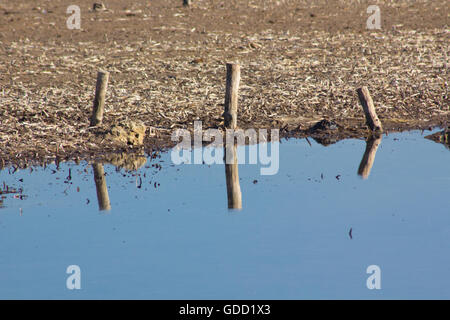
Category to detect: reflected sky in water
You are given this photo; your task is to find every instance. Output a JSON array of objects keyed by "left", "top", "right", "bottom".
[{"left": 0, "top": 130, "right": 449, "bottom": 299}]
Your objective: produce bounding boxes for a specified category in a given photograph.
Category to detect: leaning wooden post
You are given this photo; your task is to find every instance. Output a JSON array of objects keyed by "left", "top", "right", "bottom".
[
  {"left": 224, "top": 143, "right": 242, "bottom": 210},
  {"left": 223, "top": 63, "right": 241, "bottom": 129},
  {"left": 90, "top": 70, "right": 110, "bottom": 126},
  {"left": 357, "top": 134, "right": 382, "bottom": 179},
  {"left": 92, "top": 163, "right": 111, "bottom": 211},
  {"left": 183, "top": 0, "right": 191, "bottom": 7},
  {"left": 357, "top": 86, "right": 383, "bottom": 132}
]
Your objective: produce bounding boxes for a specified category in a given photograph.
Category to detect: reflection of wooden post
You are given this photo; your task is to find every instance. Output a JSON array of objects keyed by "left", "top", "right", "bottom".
[
  {"left": 445, "top": 120, "right": 449, "bottom": 143},
  {"left": 92, "top": 163, "right": 111, "bottom": 211},
  {"left": 357, "top": 87, "right": 383, "bottom": 132},
  {"left": 223, "top": 63, "right": 240, "bottom": 129},
  {"left": 224, "top": 144, "right": 242, "bottom": 210},
  {"left": 90, "top": 70, "right": 110, "bottom": 126},
  {"left": 358, "top": 134, "right": 382, "bottom": 179}
]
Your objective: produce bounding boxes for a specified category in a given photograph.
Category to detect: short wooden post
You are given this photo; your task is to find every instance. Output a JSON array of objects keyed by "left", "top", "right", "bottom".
[
  {"left": 357, "top": 86, "right": 383, "bottom": 132},
  {"left": 183, "top": 0, "right": 191, "bottom": 7},
  {"left": 223, "top": 63, "right": 241, "bottom": 129},
  {"left": 357, "top": 134, "right": 382, "bottom": 179},
  {"left": 224, "top": 143, "right": 242, "bottom": 210},
  {"left": 92, "top": 163, "right": 111, "bottom": 211},
  {"left": 90, "top": 70, "right": 110, "bottom": 126}
]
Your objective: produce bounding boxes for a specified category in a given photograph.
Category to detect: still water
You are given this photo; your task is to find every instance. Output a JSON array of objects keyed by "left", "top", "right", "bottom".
[{"left": 0, "top": 130, "right": 449, "bottom": 299}]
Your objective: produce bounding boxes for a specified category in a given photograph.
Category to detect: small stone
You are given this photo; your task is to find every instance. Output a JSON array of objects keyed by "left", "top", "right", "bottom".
[
  {"left": 107, "top": 121, "right": 146, "bottom": 146},
  {"left": 93, "top": 2, "right": 106, "bottom": 11},
  {"left": 309, "top": 119, "right": 338, "bottom": 132}
]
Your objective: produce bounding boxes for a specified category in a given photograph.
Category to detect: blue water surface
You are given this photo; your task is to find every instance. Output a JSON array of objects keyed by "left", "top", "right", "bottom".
[{"left": 0, "top": 130, "right": 449, "bottom": 299}]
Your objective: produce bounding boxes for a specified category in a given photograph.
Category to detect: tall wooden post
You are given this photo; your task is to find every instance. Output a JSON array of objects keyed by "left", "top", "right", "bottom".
[
  {"left": 357, "top": 86, "right": 383, "bottom": 132},
  {"left": 357, "top": 134, "right": 382, "bottom": 179},
  {"left": 92, "top": 163, "right": 111, "bottom": 211},
  {"left": 90, "top": 70, "right": 110, "bottom": 126},
  {"left": 223, "top": 63, "right": 241, "bottom": 129}
]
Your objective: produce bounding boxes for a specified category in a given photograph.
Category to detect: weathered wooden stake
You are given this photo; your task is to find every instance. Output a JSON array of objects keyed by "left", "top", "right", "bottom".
[
  {"left": 92, "top": 163, "right": 111, "bottom": 211},
  {"left": 224, "top": 143, "right": 242, "bottom": 210},
  {"left": 223, "top": 63, "right": 241, "bottom": 129},
  {"left": 357, "top": 134, "right": 382, "bottom": 179},
  {"left": 357, "top": 86, "right": 383, "bottom": 132},
  {"left": 90, "top": 70, "right": 110, "bottom": 126}
]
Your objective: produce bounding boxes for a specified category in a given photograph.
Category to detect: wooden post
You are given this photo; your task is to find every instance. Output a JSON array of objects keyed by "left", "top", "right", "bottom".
[
  {"left": 223, "top": 63, "right": 241, "bottom": 129},
  {"left": 183, "top": 0, "right": 191, "bottom": 7},
  {"left": 92, "top": 163, "right": 111, "bottom": 211},
  {"left": 90, "top": 70, "right": 110, "bottom": 126},
  {"left": 357, "top": 134, "right": 382, "bottom": 179},
  {"left": 357, "top": 86, "right": 383, "bottom": 132},
  {"left": 224, "top": 143, "right": 242, "bottom": 210}
]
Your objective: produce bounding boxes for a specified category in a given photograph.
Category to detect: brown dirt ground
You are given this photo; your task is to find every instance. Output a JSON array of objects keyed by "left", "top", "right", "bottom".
[{"left": 0, "top": 0, "right": 449, "bottom": 167}]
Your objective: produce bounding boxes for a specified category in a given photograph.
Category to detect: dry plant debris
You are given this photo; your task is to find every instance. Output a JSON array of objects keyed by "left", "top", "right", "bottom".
[{"left": 0, "top": 0, "right": 448, "bottom": 167}]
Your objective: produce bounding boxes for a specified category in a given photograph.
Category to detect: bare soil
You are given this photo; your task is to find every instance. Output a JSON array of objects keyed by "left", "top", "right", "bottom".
[{"left": 0, "top": 0, "right": 448, "bottom": 167}]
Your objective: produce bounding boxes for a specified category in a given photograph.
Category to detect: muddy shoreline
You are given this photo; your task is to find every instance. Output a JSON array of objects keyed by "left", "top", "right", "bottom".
[{"left": 1, "top": 119, "right": 446, "bottom": 169}]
